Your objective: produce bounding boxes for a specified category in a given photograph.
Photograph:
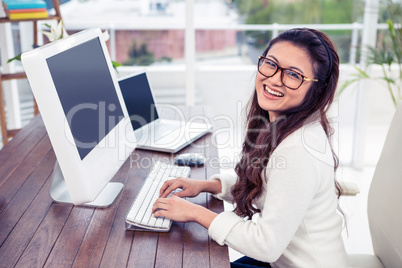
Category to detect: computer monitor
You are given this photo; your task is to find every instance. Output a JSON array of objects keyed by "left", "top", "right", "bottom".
[{"left": 21, "top": 28, "right": 136, "bottom": 207}]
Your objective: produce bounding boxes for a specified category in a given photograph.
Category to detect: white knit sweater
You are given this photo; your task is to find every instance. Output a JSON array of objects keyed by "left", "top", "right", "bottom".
[{"left": 208, "top": 121, "right": 347, "bottom": 268}]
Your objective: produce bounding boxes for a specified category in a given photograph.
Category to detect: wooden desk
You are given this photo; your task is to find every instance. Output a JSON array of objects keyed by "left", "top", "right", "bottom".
[{"left": 0, "top": 106, "right": 230, "bottom": 267}]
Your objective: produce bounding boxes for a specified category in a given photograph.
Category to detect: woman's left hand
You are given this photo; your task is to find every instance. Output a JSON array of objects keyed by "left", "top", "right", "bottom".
[{"left": 152, "top": 196, "right": 197, "bottom": 222}]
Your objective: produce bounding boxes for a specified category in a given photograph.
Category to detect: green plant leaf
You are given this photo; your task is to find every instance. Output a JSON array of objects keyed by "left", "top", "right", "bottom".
[
  {"left": 7, "top": 53, "right": 22, "bottom": 63},
  {"left": 338, "top": 78, "right": 361, "bottom": 96},
  {"left": 112, "top": 61, "right": 122, "bottom": 72},
  {"left": 338, "top": 66, "right": 370, "bottom": 96},
  {"left": 380, "top": 76, "right": 396, "bottom": 84},
  {"left": 387, "top": 19, "right": 395, "bottom": 39},
  {"left": 338, "top": 81, "right": 353, "bottom": 96},
  {"left": 354, "top": 66, "right": 370, "bottom": 79}
]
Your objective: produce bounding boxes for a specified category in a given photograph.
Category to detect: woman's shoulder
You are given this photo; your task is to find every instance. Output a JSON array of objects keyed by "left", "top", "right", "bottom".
[
  {"left": 278, "top": 120, "right": 326, "bottom": 145},
  {"left": 275, "top": 121, "right": 334, "bottom": 166}
]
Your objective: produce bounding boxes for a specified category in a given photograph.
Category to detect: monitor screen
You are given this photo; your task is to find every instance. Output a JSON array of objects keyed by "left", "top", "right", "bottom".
[
  {"left": 119, "top": 73, "right": 159, "bottom": 131},
  {"left": 46, "top": 37, "right": 124, "bottom": 160}
]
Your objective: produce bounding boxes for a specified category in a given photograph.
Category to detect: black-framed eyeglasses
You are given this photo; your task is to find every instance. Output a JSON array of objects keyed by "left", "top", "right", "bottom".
[{"left": 258, "top": 56, "right": 318, "bottom": 90}]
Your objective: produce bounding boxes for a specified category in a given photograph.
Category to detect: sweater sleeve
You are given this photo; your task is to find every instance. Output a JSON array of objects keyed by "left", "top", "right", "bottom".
[
  {"left": 208, "top": 136, "right": 328, "bottom": 263},
  {"left": 209, "top": 172, "right": 237, "bottom": 203}
]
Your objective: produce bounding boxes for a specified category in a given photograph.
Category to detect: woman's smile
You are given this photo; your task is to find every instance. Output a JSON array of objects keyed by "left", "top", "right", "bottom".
[{"left": 263, "top": 84, "right": 284, "bottom": 98}]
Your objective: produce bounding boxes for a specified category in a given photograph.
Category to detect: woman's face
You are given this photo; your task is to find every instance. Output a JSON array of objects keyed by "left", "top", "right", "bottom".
[{"left": 255, "top": 41, "right": 315, "bottom": 122}]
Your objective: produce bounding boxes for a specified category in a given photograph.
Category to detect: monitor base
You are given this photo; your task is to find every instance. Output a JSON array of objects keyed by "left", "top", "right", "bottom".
[{"left": 49, "top": 161, "right": 123, "bottom": 208}]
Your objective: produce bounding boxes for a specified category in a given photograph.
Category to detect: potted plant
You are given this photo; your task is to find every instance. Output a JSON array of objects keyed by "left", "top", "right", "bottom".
[{"left": 339, "top": 19, "right": 401, "bottom": 108}]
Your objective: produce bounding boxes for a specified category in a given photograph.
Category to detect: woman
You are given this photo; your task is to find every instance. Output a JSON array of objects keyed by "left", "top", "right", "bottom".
[{"left": 152, "top": 28, "right": 347, "bottom": 268}]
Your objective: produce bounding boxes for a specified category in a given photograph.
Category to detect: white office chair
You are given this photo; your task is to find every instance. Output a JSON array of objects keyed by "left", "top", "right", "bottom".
[{"left": 347, "top": 103, "right": 402, "bottom": 268}]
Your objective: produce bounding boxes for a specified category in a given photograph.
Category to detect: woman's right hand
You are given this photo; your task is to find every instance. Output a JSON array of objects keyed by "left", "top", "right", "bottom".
[{"left": 159, "top": 177, "right": 205, "bottom": 198}]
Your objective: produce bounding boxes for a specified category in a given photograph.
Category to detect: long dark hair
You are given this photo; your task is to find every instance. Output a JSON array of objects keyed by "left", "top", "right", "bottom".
[{"left": 232, "top": 28, "right": 342, "bottom": 219}]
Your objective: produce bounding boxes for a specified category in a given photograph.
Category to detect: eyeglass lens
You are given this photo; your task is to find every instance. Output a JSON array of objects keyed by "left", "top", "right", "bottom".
[{"left": 258, "top": 58, "right": 303, "bottom": 89}]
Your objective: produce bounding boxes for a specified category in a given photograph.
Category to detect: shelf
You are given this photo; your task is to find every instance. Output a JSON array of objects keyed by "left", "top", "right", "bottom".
[
  {"left": 0, "top": 15, "right": 61, "bottom": 23},
  {"left": 1, "top": 72, "right": 27, "bottom": 80},
  {"left": 0, "top": 0, "right": 62, "bottom": 145}
]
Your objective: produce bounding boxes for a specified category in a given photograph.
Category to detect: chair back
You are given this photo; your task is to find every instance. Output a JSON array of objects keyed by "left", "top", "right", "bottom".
[{"left": 367, "top": 103, "right": 402, "bottom": 267}]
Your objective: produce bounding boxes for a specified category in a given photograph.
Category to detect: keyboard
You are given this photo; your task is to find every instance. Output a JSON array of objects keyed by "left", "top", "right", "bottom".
[{"left": 125, "top": 161, "right": 191, "bottom": 232}]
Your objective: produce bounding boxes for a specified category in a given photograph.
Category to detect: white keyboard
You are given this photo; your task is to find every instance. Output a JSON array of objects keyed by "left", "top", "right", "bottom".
[{"left": 125, "top": 161, "right": 191, "bottom": 232}]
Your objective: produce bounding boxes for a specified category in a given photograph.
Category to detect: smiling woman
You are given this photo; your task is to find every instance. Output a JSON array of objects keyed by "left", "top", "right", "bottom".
[
  {"left": 152, "top": 28, "right": 346, "bottom": 268},
  {"left": 233, "top": 27, "right": 341, "bottom": 219}
]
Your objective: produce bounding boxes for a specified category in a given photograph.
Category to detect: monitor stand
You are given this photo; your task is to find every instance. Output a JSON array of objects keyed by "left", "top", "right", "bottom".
[{"left": 49, "top": 161, "right": 124, "bottom": 208}]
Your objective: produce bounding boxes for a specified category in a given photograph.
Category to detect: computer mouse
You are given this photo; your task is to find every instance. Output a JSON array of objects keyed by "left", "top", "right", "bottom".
[{"left": 174, "top": 153, "right": 205, "bottom": 166}]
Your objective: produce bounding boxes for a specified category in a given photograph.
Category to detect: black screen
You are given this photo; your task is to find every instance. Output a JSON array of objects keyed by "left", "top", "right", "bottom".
[
  {"left": 46, "top": 37, "right": 124, "bottom": 160},
  {"left": 118, "top": 73, "right": 159, "bottom": 131}
]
